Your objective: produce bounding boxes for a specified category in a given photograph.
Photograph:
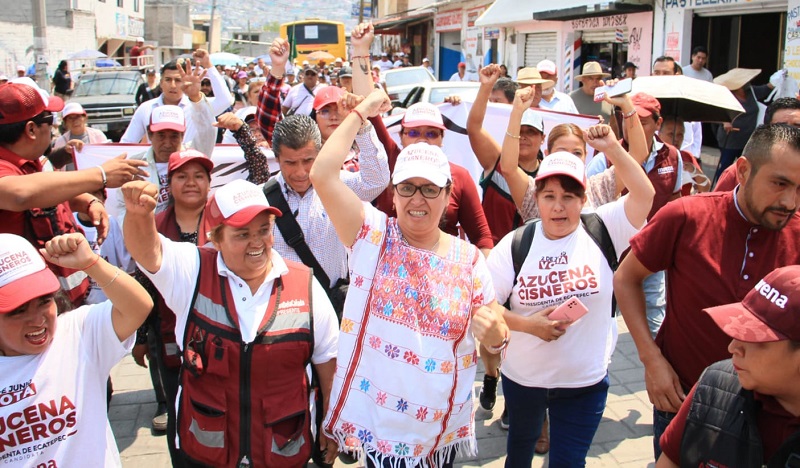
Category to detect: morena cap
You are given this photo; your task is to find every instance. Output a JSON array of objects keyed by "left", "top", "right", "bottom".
[
  {"left": 401, "top": 102, "right": 445, "bottom": 130},
  {"left": 520, "top": 108, "right": 544, "bottom": 133},
  {"left": 631, "top": 93, "right": 661, "bottom": 119},
  {"left": 62, "top": 102, "right": 87, "bottom": 118},
  {"left": 205, "top": 179, "right": 282, "bottom": 228},
  {"left": 149, "top": 105, "right": 185, "bottom": 133},
  {"left": 704, "top": 266, "right": 800, "bottom": 342},
  {"left": 313, "top": 86, "right": 345, "bottom": 111},
  {"left": 0, "top": 234, "right": 60, "bottom": 313},
  {"left": 167, "top": 149, "right": 214, "bottom": 176},
  {"left": 392, "top": 143, "right": 451, "bottom": 187},
  {"left": 535, "top": 151, "right": 587, "bottom": 188},
  {"left": 0, "top": 80, "right": 64, "bottom": 125}
]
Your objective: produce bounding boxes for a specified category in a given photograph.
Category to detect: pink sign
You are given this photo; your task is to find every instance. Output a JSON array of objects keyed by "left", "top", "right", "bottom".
[{"left": 436, "top": 10, "right": 462, "bottom": 32}]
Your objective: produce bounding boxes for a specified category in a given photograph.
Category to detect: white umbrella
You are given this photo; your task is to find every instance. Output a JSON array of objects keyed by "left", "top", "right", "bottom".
[
  {"left": 631, "top": 75, "right": 745, "bottom": 123},
  {"left": 67, "top": 49, "right": 108, "bottom": 60},
  {"left": 209, "top": 52, "right": 244, "bottom": 67}
]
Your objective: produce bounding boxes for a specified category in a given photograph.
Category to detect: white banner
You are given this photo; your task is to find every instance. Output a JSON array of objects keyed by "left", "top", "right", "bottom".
[{"left": 75, "top": 104, "right": 600, "bottom": 218}]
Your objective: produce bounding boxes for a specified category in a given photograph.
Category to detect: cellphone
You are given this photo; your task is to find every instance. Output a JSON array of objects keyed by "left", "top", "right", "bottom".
[
  {"left": 549, "top": 297, "right": 589, "bottom": 323},
  {"left": 593, "top": 78, "right": 633, "bottom": 102}
]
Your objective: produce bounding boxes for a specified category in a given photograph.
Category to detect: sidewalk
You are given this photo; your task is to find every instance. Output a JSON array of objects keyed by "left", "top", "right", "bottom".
[{"left": 110, "top": 317, "right": 657, "bottom": 468}]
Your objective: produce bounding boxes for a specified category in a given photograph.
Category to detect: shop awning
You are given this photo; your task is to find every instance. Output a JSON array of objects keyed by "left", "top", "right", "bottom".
[
  {"left": 374, "top": 8, "right": 435, "bottom": 33},
  {"left": 475, "top": 0, "right": 651, "bottom": 26}
]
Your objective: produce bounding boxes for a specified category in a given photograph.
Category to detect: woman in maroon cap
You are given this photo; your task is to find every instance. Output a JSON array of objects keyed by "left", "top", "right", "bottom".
[{"left": 0, "top": 232, "right": 151, "bottom": 466}]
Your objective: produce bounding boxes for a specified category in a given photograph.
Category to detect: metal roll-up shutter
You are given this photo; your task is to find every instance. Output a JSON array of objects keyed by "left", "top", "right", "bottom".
[
  {"left": 581, "top": 28, "right": 626, "bottom": 43},
  {"left": 524, "top": 32, "right": 557, "bottom": 67}
]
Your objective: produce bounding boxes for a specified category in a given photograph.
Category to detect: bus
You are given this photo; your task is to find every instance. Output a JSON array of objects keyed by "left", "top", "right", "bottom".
[{"left": 280, "top": 20, "right": 346, "bottom": 65}]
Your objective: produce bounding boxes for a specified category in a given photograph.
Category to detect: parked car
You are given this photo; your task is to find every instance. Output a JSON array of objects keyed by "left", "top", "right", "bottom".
[
  {"left": 383, "top": 66, "right": 436, "bottom": 104},
  {"left": 390, "top": 82, "right": 481, "bottom": 112},
  {"left": 68, "top": 70, "right": 144, "bottom": 141}
]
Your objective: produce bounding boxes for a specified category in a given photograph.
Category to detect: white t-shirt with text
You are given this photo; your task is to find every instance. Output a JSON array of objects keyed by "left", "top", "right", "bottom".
[{"left": 487, "top": 197, "right": 639, "bottom": 388}]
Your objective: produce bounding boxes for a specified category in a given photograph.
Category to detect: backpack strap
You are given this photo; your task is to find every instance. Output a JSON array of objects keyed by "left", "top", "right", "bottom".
[
  {"left": 580, "top": 213, "right": 618, "bottom": 316},
  {"left": 263, "top": 179, "right": 332, "bottom": 291}
]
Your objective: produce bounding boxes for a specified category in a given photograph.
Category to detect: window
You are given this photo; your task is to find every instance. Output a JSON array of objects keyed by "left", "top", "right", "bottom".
[
  {"left": 133, "top": 0, "right": 139, "bottom": 12},
  {"left": 117, "top": 0, "right": 122, "bottom": 7}
]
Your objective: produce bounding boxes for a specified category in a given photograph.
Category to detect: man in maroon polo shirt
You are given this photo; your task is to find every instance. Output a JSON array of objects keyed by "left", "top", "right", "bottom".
[
  {"left": 0, "top": 80, "right": 147, "bottom": 306},
  {"left": 613, "top": 123, "right": 800, "bottom": 461}
]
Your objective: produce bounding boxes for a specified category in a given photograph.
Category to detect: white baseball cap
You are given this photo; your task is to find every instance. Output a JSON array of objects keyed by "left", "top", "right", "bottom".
[
  {"left": 205, "top": 179, "right": 282, "bottom": 228},
  {"left": 520, "top": 109, "right": 544, "bottom": 133},
  {"left": 62, "top": 102, "right": 86, "bottom": 118},
  {"left": 535, "top": 151, "right": 586, "bottom": 188},
  {"left": 16, "top": 65, "right": 25, "bottom": 72},
  {"left": 422, "top": 58, "right": 430, "bottom": 63},
  {"left": 536, "top": 60, "right": 557, "bottom": 75},
  {"left": 149, "top": 105, "right": 185, "bottom": 133},
  {"left": 136, "top": 37, "right": 145, "bottom": 43},
  {"left": 0, "top": 234, "right": 60, "bottom": 313},
  {"left": 392, "top": 143, "right": 452, "bottom": 187},
  {"left": 401, "top": 102, "right": 445, "bottom": 130}
]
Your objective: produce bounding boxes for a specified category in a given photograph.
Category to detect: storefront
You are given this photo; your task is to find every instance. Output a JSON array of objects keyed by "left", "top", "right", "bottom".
[
  {"left": 477, "top": 1, "right": 653, "bottom": 93},
  {"left": 433, "top": 1, "right": 494, "bottom": 81},
  {"left": 654, "top": 0, "right": 788, "bottom": 84},
  {"left": 373, "top": 8, "right": 435, "bottom": 69}
]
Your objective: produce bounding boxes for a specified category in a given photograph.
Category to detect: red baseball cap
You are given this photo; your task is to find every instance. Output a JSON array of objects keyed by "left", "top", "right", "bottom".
[
  {"left": 205, "top": 179, "right": 282, "bottom": 228},
  {"left": 0, "top": 234, "right": 60, "bottom": 313},
  {"left": 631, "top": 93, "right": 661, "bottom": 119},
  {"left": 0, "top": 81, "right": 64, "bottom": 125},
  {"left": 458, "top": 62, "right": 466, "bottom": 68},
  {"left": 168, "top": 149, "right": 214, "bottom": 176},
  {"left": 313, "top": 86, "right": 345, "bottom": 111},
  {"left": 704, "top": 266, "right": 800, "bottom": 342}
]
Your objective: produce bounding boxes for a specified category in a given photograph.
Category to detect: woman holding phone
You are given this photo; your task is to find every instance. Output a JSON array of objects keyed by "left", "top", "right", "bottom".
[{"left": 486, "top": 124, "right": 654, "bottom": 466}]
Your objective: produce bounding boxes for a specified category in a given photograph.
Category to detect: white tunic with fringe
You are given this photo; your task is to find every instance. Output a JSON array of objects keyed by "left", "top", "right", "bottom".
[{"left": 324, "top": 203, "right": 495, "bottom": 467}]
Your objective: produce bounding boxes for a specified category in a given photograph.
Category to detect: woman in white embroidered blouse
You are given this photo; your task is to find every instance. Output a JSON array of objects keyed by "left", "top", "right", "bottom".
[{"left": 310, "top": 89, "right": 510, "bottom": 468}]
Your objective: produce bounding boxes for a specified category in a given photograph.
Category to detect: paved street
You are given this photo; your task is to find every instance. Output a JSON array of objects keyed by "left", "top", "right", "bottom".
[{"left": 109, "top": 317, "right": 657, "bottom": 468}]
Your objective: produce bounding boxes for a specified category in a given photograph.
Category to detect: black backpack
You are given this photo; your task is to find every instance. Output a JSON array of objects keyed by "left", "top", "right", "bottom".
[{"left": 508, "top": 213, "right": 619, "bottom": 316}]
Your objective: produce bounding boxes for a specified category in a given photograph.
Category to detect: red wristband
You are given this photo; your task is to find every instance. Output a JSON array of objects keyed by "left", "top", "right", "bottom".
[
  {"left": 351, "top": 109, "right": 366, "bottom": 125},
  {"left": 80, "top": 255, "right": 101, "bottom": 271}
]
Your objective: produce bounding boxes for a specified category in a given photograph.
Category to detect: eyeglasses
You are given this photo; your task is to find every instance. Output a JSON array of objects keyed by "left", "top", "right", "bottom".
[
  {"left": 404, "top": 129, "right": 443, "bottom": 139},
  {"left": 31, "top": 114, "right": 54, "bottom": 126},
  {"left": 317, "top": 108, "right": 339, "bottom": 119},
  {"left": 394, "top": 182, "right": 447, "bottom": 199}
]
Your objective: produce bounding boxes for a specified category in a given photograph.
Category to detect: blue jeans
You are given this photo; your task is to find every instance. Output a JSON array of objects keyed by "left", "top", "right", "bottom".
[
  {"left": 652, "top": 408, "right": 677, "bottom": 461},
  {"left": 643, "top": 270, "right": 666, "bottom": 339},
  {"left": 502, "top": 373, "right": 609, "bottom": 468}
]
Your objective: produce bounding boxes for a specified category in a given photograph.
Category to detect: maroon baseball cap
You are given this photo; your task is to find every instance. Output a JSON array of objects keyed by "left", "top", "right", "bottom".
[
  {"left": 0, "top": 81, "right": 64, "bottom": 125},
  {"left": 631, "top": 93, "right": 661, "bottom": 119},
  {"left": 704, "top": 266, "right": 800, "bottom": 342},
  {"left": 168, "top": 149, "right": 214, "bottom": 176},
  {"left": 313, "top": 86, "right": 345, "bottom": 111}
]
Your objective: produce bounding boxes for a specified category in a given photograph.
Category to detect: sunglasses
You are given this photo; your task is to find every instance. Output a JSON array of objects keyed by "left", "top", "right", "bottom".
[
  {"left": 404, "top": 129, "right": 443, "bottom": 139},
  {"left": 394, "top": 182, "right": 446, "bottom": 199},
  {"left": 32, "top": 114, "right": 54, "bottom": 126}
]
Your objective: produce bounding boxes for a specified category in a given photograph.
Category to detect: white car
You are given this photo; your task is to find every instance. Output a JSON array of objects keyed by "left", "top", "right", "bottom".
[
  {"left": 390, "top": 81, "right": 480, "bottom": 113},
  {"left": 383, "top": 66, "right": 436, "bottom": 103}
]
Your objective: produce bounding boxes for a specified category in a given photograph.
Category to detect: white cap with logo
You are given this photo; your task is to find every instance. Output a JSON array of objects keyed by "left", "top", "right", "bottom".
[
  {"left": 0, "top": 234, "right": 60, "bottom": 313},
  {"left": 149, "top": 105, "right": 186, "bottom": 133},
  {"left": 535, "top": 151, "right": 586, "bottom": 188},
  {"left": 392, "top": 143, "right": 452, "bottom": 187},
  {"left": 401, "top": 102, "right": 446, "bottom": 130}
]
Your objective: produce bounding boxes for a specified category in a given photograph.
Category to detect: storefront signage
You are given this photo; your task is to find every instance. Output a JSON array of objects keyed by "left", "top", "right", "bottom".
[
  {"left": 571, "top": 14, "right": 627, "bottom": 30},
  {"left": 485, "top": 28, "right": 500, "bottom": 39},
  {"left": 435, "top": 10, "right": 462, "bottom": 32},
  {"left": 785, "top": 0, "right": 800, "bottom": 80},
  {"left": 666, "top": 0, "right": 750, "bottom": 9}
]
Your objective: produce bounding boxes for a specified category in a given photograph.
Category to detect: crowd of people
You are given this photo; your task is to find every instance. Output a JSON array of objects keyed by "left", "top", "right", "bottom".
[{"left": 1, "top": 20, "right": 799, "bottom": 468}]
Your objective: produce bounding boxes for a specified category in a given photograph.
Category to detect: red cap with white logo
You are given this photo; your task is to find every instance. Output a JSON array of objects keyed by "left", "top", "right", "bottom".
[
  {"left": 704, "top": 265, "right": 800, "bottom": 342},
  {"left": 205, "top": 179, "right": 282, "bottom": 228},
  {"left": 168, "top": 149, "right": 214, "bottom": 176}
]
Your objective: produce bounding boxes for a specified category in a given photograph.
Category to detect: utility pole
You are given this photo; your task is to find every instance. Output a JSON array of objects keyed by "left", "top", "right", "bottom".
[
  {"left": 208, "top": 0, "right": 217, "bottom": 53},
  {"left": 31, "top": 0, "right": 49, "bottom": 90},
  {"left": 358, "top": 0, "right": 364, "bottom": 24}
]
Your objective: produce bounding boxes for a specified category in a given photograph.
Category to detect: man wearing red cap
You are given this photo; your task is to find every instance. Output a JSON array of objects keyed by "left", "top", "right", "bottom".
[
  {"left": 657, "top": 265, "right": 800, "bottom": 467},
  {"left": 614, "top": 124, "right": 800, "bottom": 461},
  {"left": 449, "top": 62, "right": 469, "bottom": 82},
  {"left": 0, "top": 80, "right": 147, "bottom": 307}
]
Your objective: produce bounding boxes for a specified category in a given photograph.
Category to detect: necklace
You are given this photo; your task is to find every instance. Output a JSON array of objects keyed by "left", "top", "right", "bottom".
[{"left": 401, "top": 230, "right": 441, "bottom": 252}]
